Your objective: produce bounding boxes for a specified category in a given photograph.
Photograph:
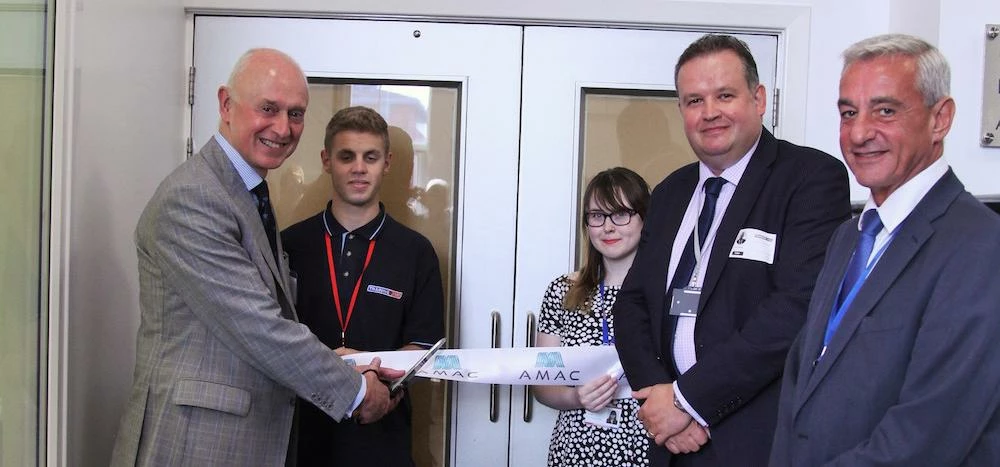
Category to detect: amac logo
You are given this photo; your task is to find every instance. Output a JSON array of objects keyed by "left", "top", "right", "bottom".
[
  {"left": 427, "top": 354, "right": 477, "bottom": 379},
  {"left": 433, "top": 355, "right": 462, "bottom": 370},
  {"left": 535, "top": 352, "right": 565, "bottom": 368}
]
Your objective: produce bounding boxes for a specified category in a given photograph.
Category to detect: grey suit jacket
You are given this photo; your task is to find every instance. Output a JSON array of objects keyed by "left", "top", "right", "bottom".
[
  {"left": 771, "top": 169, "right": 1000, "bottom": 466},
  {"left": 111, "top": 138, "right": 363, "bottom": 466}
]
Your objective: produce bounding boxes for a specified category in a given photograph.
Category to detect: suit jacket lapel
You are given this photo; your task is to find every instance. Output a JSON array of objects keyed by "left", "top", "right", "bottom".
[
  {"left": 795, "top": 170, "right": 965, "bottom": 411},
  {"left": 699, "top": 128, "right": 777, "bottom": 312},
  {"left": 201, "top": 139, "right": 297, "bottom": 318}
]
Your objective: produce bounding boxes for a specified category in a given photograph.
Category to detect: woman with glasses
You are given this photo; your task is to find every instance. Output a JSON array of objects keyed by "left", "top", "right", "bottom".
[{"left": 534, "top": 167, "right": 651, "bottom": 466}]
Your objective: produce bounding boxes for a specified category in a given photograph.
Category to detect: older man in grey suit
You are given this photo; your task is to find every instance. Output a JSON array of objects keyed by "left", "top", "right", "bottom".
[
  {"left": 770, "top": 34, "right": 1000, "bottom": 466},
  {"left": 110, "top": 48, "right": 401, "bottom": 466}
]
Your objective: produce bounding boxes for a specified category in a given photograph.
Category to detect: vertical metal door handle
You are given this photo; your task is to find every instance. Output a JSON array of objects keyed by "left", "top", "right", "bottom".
[
  {"left": 523, "top": 311, "right": 536, "bottom": 422},
  {"left": 489, "top": 310, "right": 500, "bottom": 422}
]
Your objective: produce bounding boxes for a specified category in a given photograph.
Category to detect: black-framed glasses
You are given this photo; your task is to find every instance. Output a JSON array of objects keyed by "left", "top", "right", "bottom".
[{"left": 585, "top": 210, "right": 636, "bottom": 227}]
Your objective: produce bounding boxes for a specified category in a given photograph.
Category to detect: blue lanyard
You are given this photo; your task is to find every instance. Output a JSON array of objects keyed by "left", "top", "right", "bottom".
[
  {"left": 598, "top": 281, "right": 614, "bottom": 345},
  {"left": 819, "top": 232, "right": 895, "bottom": 359}
]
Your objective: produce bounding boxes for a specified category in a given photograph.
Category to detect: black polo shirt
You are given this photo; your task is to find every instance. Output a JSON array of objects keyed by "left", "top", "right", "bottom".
[
  {"left": 281, "top": 202, "right": 445, "bottom": 467},
  {"left": 282, "top": 202, "right": 444, "bottom": 352}
]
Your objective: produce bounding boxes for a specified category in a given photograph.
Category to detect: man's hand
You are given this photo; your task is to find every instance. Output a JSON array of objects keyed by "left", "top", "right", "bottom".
[
  {"left": 576, "top": 374, "right": 618, "bottom": 412},
  {"left": 665, "top": 420, "right": 710, "bottom": 454},
  {"left": 353, "top": 357, "right": 404, "bottom": 424},
  {"left": 633, "top": 383, "right": 691, "bottom": 446}
]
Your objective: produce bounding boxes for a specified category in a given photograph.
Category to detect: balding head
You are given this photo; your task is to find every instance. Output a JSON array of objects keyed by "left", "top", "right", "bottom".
[{"left": 218, "top": 48, "right": 309, "bottom": 176}]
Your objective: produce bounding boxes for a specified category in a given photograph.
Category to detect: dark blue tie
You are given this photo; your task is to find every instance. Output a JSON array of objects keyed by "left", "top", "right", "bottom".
[
  {"left": 837, "top": 209, "right": 883, "bottom": 307},
  {"left": 251, "top": 181, "right": 279, "bottom": 264},
  {"left": 669, "top": 177, "right": 727, "bottom": 291}
]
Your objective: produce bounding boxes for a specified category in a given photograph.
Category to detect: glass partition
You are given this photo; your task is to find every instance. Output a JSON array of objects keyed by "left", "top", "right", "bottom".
[
  {"left": 577, "top": 89, "right": 696, "bottom": 263},
  {"left": 269, "top": 80, "right": 459, "bottom": 467},
  {"left": 0, "top": 0, "right": 50, "bottom": 465}
]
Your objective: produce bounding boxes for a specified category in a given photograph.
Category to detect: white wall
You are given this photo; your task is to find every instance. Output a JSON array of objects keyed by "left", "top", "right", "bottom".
[
  {"left": 939, "top": 0, "right": 1000, "bottom": 198},
  {"left": 57, "top": 0, "right": 184, "bottom": 464},
  {"left": 55, "top": 0, "right": 1000, "bottom": 465}
]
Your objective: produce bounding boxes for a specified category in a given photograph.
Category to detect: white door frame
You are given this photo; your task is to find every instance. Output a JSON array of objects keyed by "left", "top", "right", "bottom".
[{"left": 181, "top": 1, "right": 811, "bottom": 143}]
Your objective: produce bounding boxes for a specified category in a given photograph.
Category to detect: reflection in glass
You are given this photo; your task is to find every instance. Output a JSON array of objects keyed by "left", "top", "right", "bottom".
[
  {"left": 269, "top": 81, "right": 459, "bottom": 467},
  {"left": 578, "top": 91, "right": 696, "bottom": 263}
]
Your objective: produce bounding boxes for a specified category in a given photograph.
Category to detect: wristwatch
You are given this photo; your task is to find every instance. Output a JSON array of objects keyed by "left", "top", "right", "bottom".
[{"left": 673, "top": 395, "right": 689, "bottom": 415}]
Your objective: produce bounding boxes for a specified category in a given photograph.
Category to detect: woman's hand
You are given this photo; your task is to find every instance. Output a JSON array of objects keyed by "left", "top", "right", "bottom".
[{"left": 576, "top": 374, "right": 618, "bottom": 412}]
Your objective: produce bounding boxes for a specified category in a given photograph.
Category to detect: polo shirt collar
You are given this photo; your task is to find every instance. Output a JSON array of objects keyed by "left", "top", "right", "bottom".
[{"left": 322, "top": 202, "right": 387, "bottom": 241}]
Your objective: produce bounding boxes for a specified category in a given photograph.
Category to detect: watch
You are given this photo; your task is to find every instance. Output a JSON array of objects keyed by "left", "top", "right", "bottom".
[{"left": 673, "top": 395, "right": 689, "bottom": 415}]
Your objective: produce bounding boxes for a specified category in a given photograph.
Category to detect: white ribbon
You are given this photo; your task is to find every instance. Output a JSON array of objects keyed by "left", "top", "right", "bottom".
[{"left": 345, "top": 346, "right": 634, "bottom": 399}]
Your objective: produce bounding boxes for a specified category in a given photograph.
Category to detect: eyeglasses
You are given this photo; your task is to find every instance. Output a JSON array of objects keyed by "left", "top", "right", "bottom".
[{"left": 585, "top": 210, "right": 636, "bottom": 227}]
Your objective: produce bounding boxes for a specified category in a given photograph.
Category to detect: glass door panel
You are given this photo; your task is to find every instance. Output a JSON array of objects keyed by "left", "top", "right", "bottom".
[
  {"left": 1, "top": 1, "right": 49, "bottom": 465},
  {"left": 580, "top": 90, "right": 696, "bottom": 189},
  {"left": 268, "top": 81, "right": 459, "bottom": 467},
  {"left": 576, "top": 90, "right": 697, "bottom": 262}
]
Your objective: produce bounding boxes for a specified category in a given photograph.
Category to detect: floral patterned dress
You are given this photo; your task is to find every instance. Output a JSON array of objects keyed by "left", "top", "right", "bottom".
[{"left": 538, "top": 275, "right": 649, "bottom": 467}]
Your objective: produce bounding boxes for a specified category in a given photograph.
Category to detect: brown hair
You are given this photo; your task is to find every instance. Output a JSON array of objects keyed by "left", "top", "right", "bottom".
[
  {"left": 324, "top": 106, "right": 390, "bottom": 153},
  {"left": 564, "top": 167, "right": 650, "bottom": 312}
]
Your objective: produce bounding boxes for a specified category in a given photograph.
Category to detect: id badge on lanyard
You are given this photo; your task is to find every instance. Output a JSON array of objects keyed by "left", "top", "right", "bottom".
[{"left": 668, "top": 215, "right": 710, "bottom": 318}]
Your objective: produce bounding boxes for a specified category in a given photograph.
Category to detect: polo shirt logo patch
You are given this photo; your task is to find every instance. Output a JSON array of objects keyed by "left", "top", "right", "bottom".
[{"left": 367, "top": 284, "right": 403, "bottom": 300}]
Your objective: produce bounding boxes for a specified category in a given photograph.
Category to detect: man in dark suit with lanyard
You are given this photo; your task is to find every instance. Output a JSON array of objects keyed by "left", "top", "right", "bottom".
[
  {"left": 771, "top": 33, "right": 1000, "bottom": 466},
  {"left": 282, "top": 106, "right": 445, "bottom": 467},
  {"left": 613, "top": 34, "right": 851, "bottom": 466}
]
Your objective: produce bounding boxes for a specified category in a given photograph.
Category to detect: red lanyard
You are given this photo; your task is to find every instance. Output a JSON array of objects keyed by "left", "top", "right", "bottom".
[{"left": 324, "top": 233, "right": 376, "bottom": 347}]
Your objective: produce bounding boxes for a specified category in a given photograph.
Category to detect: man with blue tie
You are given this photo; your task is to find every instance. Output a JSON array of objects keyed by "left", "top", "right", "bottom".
[
  {"left": 613, "top": 34, "right": 851, "bottom": 466},
  {"left": 770, "top": 34, "right": 1000, "bottom": 466}
]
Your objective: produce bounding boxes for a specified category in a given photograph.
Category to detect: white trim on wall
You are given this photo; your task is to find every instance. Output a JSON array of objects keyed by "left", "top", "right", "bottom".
[
  {"left": 182, "top": 1, "right": 813, "bottom": 142},
  {"left": 48, "top": 0, "right": 74, "bottom": 463}
]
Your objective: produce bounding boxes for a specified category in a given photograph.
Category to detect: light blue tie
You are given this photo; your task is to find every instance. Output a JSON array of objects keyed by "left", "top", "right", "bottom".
[{"left": 837, "top": 209, "right": 883, "bottom": 307}]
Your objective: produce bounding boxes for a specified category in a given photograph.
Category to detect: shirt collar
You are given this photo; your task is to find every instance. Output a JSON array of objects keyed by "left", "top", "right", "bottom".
[
  {"left": 322, "top": 201, "right": 388, "bottom": 241},
  {"left": 697, "top": 133, "right": 759, "bottom": 188},
  {"left": 860, "top": 157, "right": 949, "bottom": 234},
  {"left": 214, "top": 133, "right": 263, "bottom": 191}
]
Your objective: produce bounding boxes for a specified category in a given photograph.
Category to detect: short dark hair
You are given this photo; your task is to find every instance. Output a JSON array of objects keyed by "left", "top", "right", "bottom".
[
  {"left": 324, "top": 106, "right": 390, "bottom": 154},
  {"left": 674, "top": 34, "right": 760, "bottom": 91}
]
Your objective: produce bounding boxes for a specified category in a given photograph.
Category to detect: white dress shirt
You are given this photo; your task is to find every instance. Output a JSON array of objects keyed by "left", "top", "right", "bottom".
[{"left": 858, "top": 156, "right": 949, "bottom": 267}]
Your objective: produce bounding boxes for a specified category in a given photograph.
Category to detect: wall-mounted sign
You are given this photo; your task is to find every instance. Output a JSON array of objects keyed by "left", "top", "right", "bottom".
[{"left": 983, "top": 24, "right": 1000, "bottom": 148}]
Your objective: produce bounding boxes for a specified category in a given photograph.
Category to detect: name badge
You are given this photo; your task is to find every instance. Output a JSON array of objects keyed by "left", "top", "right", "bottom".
[
  {"left": 584, "top": 406, "right": 623, "bottom": 430},
  {"left": 367, "top": 284, "right": 403, "bottom": 300},
  {"left": 668, "top": 287, "right": 701, "bottom": 317},
  {"left": 729, "top": 228, "right": 777, "bottom": 264}
]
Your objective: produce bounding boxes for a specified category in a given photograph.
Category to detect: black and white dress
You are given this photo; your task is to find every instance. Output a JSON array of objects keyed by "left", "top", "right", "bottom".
[{"left": 538, "top": 275, "right": 650, "bottom": 467}]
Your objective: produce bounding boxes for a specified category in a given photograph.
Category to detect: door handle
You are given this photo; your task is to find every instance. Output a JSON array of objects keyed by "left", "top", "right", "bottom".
[
  {"left": 489, "top": 310, "right": 500, "bottom": 423},
  {"left": 523, "top": 311, "right": 536, "bottom": 422}
]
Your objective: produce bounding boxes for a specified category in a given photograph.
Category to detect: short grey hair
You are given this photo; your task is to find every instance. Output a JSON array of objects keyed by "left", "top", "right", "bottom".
[{"left": 842, "top": 34, "right": 950, "bottom": 107}]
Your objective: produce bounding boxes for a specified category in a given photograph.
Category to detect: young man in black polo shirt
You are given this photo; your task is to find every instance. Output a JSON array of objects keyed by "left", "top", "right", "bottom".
[{"left": 282, "top": 106, "right": 445, "bottom": 467}]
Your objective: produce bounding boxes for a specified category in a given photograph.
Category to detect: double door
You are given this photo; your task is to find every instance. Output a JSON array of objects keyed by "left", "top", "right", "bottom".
[{"left": 191, "top": 16, "right": 777, "bottom": 466}]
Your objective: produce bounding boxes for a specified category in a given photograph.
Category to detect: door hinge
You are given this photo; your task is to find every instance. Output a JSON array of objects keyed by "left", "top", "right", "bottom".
[
  {"left": 186, "top": 136, "right": 193, "bottom": 159},
  {"left": 187, "top": 66, "right": 195, "bottom": 106},
  {"left": 772, "top": 88, "right": 780, "bottom": 128}
]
